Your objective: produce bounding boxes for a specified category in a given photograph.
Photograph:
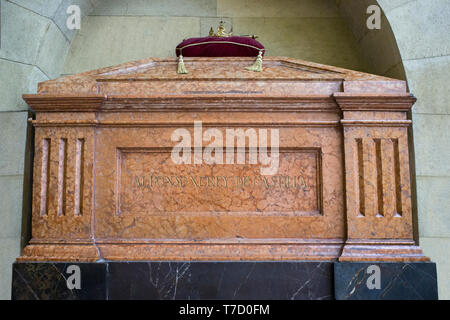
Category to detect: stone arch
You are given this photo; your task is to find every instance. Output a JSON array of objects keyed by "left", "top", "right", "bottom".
[{"left": 337, "top": 0, "right": 407, "bottom": 80}]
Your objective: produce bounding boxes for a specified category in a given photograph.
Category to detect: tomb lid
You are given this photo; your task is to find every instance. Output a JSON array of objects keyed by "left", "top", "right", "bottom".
[{"left": 35, "top": 57, "right": 407, "bottom": 97}]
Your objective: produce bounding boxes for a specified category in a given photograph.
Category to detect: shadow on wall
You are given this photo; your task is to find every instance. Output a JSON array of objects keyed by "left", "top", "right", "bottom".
[{"left": 63, "top": 0, "right": 406, "bottom": 77}]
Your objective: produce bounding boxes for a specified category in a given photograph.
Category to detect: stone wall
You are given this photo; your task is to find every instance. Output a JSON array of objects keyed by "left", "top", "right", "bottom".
[
  {"left": 385, "top": 0, "right": 450, "bottom": 300},
  {"left": 0, "top": 0, "right": 94, "bottom": 299},
  {"left": 338, "top": 0, "right": 450, "bottom": 300}
]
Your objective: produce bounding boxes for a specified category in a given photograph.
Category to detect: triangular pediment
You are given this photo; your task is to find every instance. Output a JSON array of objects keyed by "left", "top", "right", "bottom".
[
  {"left": 95, "top": 57, "right": 347, "bottom": 80},
  {"left": 36, "top": 57, "right": 406, "bottom": 96}
]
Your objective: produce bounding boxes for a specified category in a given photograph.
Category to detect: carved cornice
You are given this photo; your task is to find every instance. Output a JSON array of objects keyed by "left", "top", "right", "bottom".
[
  {"left": 23, "top": 94, "right": 340, "bottom": 113},
  {"left": 334, "top": 93, "right": 416, "bottom": 111},
  {"left": 22, "top": 94, "right": 105, "bottom": 112},
  {"left": 25, "top": 93, "right": 418, "bottom": 114}
]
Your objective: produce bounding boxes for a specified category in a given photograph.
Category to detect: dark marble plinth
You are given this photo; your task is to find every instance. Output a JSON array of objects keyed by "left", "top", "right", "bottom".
[
  {"left": 12, "top": 262, "right": 333, "bottom": 300},
  {"left": 334, "top": 262, "right": 438, "bottom": 300},
  {"left": 12, "top": 262, "right": 107, "bottom": 300},
  {"left": 108, "top": 262, "right": 333, "bottom": 300},
  {"left": 12, "top": 261, "right": 438, "bottom": 300}
]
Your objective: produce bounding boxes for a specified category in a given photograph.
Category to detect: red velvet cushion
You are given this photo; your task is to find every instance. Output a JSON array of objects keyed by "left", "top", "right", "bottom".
[{"left": 176, "top": 36, "right": 265, "bottom": 57}]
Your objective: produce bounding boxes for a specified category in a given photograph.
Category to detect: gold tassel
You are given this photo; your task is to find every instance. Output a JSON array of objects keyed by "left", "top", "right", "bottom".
[
  {"left": 177, "top": 54, "right": 188, "bottom": 74},
  {"left": 245, "top": 50, "right": 263, "bottom": 72}
]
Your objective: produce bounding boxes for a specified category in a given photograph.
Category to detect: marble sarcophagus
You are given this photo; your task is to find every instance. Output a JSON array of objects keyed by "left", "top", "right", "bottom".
[{"left": 19, "top": 57, "right": 429, "bottom": 262}]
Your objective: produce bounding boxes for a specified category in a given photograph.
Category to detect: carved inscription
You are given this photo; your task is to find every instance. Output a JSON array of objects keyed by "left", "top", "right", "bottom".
[
  {"left": 116, "top": 148, "right": 322, "bottom": 216},
  {"left": 135, "top": 175, "right": 308, "bottom": 190}
]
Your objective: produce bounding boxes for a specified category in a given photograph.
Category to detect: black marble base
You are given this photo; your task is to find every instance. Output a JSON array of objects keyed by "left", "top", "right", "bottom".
[
  {"left": 11, "top": 261, "right": 438, "bottom": 300},
  {"left": 12, "top": 262, "right": 107, "bottom": 300},
  {"left": 334, "top": 262, "right": 438, "bottom": 300}
]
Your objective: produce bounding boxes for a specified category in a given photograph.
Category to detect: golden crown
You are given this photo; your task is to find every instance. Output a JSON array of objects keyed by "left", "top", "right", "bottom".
[{"left": 209, "top": 21, "right": 233, "bottom": 37}]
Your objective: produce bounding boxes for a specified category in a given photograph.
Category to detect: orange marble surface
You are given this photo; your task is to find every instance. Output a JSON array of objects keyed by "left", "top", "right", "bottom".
[{"left": 19, "top": 57, "right": 427, "bottom": 262}]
